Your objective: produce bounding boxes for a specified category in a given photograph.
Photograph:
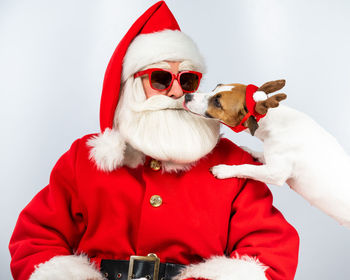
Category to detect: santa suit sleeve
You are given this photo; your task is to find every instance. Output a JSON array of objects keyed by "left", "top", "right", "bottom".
[
  {"left": 176, "top": 152, "right": 299, "bottom": 280},
  {"left": 9, "top": 139, "right": 104, "bottom": 280}
]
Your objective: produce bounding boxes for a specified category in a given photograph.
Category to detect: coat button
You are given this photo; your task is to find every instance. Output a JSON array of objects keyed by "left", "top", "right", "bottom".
[
  {"left": 150, "top": 195, "right": 163, "bottom": 207},
  {"left": 150, "top": 159, "right": 161, "bottom": 171}
]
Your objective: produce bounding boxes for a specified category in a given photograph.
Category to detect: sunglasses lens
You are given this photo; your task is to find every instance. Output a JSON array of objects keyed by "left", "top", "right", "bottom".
[
  {"left": 150, "top": 71, "right": 172, "bottom": 90},
  {"left": 180, "top": 73, "right": 200, "bottom": 92}
]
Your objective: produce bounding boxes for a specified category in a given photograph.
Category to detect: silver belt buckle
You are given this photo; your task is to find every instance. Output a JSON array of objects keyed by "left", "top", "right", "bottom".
[{"left": 128, "top": 253, "right": 160, "bottom": 280}]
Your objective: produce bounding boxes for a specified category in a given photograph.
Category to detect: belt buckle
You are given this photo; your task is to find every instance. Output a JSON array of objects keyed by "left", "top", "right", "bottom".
[{"left": 128, "top": 253, "right": 160, "bottom": 280}]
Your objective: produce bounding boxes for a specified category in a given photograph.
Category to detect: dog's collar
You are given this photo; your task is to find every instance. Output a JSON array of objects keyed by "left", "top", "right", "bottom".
[
  {"left": 226, "top": 84, "right": 266, "bottom": 133},
  {"left": 228, "top": 112, "right": 252, "bottom": 133}
]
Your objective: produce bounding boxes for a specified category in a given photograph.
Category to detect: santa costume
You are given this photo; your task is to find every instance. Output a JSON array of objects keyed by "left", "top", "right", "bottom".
[{"left": 9, "top": 1, "right": 299, "bottom": 280}]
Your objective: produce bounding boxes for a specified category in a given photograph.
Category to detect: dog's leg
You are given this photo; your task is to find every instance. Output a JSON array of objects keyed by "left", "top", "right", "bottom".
[
  {"left": 239, "top": 146, "right": 266, "bottom": 164},
  {"left": 211, "top": 160, "right": 292, "bottom": 186}
]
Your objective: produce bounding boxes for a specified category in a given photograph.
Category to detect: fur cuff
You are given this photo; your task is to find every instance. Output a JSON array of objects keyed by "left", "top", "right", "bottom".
[
  {"left": 29, "top": 255, "right": 104, "bottom": 280},
  {"left": 174, "top": 255, "right": 268, "bottom": 280}
]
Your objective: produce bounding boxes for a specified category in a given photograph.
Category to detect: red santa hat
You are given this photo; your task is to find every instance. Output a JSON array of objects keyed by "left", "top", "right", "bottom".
[
  {"left": 99, "top": 0, "right": 205, "bottom": 132},
  {"left": 89, "top": 1, "right": 206, "bottom": 172}
]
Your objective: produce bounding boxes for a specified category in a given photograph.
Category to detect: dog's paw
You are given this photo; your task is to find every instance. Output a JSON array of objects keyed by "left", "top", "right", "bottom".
[{"left": 210, "top": 164, "right": 237, "bottom": 179}]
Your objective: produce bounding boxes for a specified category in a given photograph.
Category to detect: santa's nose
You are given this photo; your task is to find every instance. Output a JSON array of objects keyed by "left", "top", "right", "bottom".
[{"left": 168, "top": 79, "right": 184, "bottom": 99}]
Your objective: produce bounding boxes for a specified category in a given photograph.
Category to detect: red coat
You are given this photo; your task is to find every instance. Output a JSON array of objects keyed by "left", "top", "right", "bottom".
[{"left": 9, "top": 136, "right": 299, "bottom": 280}]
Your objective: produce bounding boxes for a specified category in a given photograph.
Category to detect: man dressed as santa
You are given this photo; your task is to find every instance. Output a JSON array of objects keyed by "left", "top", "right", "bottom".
[{"left": 9, "top": 2, "right": 299, "bottom": 280}]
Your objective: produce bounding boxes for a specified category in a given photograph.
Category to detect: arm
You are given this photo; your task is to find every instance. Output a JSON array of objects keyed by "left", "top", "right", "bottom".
[{"left": 9, "top": 139, "right": 104, "bottom": 280}]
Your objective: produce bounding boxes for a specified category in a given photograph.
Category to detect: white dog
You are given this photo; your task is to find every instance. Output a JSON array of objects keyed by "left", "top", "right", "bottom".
[{"left": 184, "top": 80, "right": 350, "bottom": 228}]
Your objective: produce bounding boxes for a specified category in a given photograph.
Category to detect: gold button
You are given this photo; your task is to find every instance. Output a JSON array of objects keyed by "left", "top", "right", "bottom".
[
  {"left": 150, "top": 159, "right": 161, "bottom": 171},
  {"left": 150, "top": 195, "right": 163, "bottom": 207}
]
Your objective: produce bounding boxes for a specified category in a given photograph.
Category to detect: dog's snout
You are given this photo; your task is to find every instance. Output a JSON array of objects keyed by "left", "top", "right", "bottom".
[
  {"left": 183, "top": 92, "right": 210, "bottom": 116},
  {"left": 185, "top": 94, "right": 193, "bottom": 103}
]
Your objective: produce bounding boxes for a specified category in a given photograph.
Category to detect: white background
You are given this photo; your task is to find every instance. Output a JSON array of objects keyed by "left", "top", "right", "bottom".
[{"left": 1, "top": 0, "right": 350, "bottom": 279}]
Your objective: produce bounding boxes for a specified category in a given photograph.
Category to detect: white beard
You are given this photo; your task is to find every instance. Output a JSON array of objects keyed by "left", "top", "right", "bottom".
[{"left": 115, "top": 77, "right": 220, "bottom": 168}]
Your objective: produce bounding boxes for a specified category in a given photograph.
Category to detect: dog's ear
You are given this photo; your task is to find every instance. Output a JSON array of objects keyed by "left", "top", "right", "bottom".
[
  {"left": 255, "top": 93, "right": 287, "bottom": 115},
  {"left": 244, "top": 116, "right": 259, "bottom": 136},
  {"left": 259, "top": 79, "right": 286, "bottom": 94}
]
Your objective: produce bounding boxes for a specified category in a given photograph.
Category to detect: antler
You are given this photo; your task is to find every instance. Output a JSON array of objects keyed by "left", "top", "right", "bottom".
[
  {"left": 258, "top": 79, "right": 286, "bottom": 94},
  {"left": 255, "top": 93, "right": 287, "bottom": 115}
]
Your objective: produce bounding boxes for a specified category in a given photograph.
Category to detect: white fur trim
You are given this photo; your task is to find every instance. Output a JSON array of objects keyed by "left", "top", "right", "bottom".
[
  {"left": 87, "top": 128, "right": 126, "bottom": 172},
  {"left": 30, "top": 255, "right": 104, "bottom": 280},
  {"left": 253, "top": 91, "right": 268, "bottom": 102},
  {"left": 122, "top": 29, "right": 206, "bottom": 81},
  {"left": 174, "top": 255, "right": 268, "bottom": 280}
]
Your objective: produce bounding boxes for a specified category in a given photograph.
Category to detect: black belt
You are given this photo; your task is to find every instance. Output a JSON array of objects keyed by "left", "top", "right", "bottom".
[{"left": 100, "top": 254, "right": 185, "bottom": 280}]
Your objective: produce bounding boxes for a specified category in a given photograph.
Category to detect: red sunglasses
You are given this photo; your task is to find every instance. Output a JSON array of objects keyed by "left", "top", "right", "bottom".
[{"left": 134, "top": 68, "right": 202, "bottom": 93}]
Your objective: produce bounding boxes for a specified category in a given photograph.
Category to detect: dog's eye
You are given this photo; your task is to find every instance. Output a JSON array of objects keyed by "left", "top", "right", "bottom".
[{"left": 213, "top": 94, "right": 222, "bottom": 109}]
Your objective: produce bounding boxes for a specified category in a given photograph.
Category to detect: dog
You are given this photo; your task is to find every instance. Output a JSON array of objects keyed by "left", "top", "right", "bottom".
[{"left": 183, "top": 80, "right": 350, "bottom": 228}]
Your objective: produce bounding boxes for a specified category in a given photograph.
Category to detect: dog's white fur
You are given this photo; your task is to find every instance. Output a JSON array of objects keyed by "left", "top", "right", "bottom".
[{"left": 187, "top": 87, "right": 350, "bottom": 228}]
